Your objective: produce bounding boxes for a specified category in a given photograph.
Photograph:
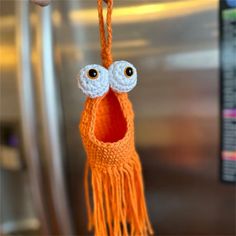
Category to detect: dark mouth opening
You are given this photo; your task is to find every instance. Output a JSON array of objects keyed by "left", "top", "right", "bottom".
[{"left": 94, "top": 90, "right": 127, "bottom": 143}]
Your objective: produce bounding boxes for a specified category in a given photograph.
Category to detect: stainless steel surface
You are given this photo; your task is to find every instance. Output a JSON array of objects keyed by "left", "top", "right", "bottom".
[
  {"left": 15, "top": 1, "right": 50, "bottom": 234},
  {"left": 1, "top": 1, "right": 73, "bottom": 235},
  {"left": 0, "top": 170, "right": 39, "bottom": 234},
  {"left": 52, "top": 0, "right": 235, "bottom": 235},
  {"left": 0, "top": 1, "right": 39, "bottom": 235},
  {"left": 36, "top": 5, "right": 73, "bottom": 235}
]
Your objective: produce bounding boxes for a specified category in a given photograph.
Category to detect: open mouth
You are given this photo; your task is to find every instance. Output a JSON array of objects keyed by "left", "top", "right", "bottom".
[{"left": 94, "top": 90, "right": 127, "bottom": 143}]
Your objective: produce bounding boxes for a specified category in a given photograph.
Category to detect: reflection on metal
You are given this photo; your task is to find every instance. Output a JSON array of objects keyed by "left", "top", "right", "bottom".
[
  {"left": 52, "top": 9, "right": 62, "bottom": 26},
  {"left": 0, "top": 46, "right": 16, "bottom": 67},
  {"left": 1, "top": 218, "right": 40, "bottom": 234},
  {"left": 165, "top": 49, "right": 218, "bottom": 70},
  {"left": 69, "top": 0, "right": 218, "bottom": 25},
  {"left": 37, "top": 5, "right": 74, "bottom": 235},
  {"left": 15, "top": 1, "right": 50, "bottom": 234},
  {"left": 0, "top": 145, "right": 22, "bottom": 171}
]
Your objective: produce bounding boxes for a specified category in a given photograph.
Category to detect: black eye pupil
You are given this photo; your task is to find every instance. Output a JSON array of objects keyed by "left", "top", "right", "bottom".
[
  {"left": 125, "top": 67, "right": 133, "bottom": 77},
  {"left": 88, "top": 69, "right": 98, "bottom": 78}
]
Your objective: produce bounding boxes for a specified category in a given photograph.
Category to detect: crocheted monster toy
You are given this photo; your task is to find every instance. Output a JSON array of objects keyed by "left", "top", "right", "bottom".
[{"left": 78, "top": 0, "right": 153, "bottom": 235}]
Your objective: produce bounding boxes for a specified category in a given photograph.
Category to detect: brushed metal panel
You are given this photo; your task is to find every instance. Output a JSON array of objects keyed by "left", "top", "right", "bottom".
[{"left": 52, "top": 0, "right": 235, "bottom": 235}]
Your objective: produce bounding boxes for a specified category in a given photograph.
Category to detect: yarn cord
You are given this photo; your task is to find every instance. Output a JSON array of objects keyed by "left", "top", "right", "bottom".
[{"left": 97, "top": 0, "right": 113, "bottom": 68}]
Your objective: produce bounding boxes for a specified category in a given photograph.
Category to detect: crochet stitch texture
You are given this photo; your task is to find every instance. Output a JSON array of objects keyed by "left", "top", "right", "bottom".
[
  {"left": 79, "top": 64, "right": 109, "bottom": 98},
  {"left": 109, "top": 61, "right": 137, "bottom": 93},
  {"left": 80, "top": 90, "right": 153, "bottom": 236}
]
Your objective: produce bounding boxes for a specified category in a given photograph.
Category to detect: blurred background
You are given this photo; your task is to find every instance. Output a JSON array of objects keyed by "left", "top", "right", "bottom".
[{"left": 0, "top": 0, "right": 235, "bottom": 235}]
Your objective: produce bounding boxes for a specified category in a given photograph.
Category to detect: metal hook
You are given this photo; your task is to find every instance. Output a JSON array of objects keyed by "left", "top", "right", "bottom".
[{"left": 31, "top": 0, "right": 51, "bottom": 7}]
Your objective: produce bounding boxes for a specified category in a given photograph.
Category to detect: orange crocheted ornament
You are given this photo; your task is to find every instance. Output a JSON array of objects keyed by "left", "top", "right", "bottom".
[{"left": 78, "top": 0, "right": 153, "bottom": 235}]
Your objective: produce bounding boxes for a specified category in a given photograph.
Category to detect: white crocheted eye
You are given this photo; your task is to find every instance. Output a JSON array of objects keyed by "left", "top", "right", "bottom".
[
  {"left": 108, "top": 61, "right": 137, "bottom": 93},
  {"left": 78, "top": 64, "right": 109, "bottom": 98}
]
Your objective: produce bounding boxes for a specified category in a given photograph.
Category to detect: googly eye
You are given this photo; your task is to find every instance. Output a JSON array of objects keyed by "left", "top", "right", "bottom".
[
  {"left": 87, "top": 68, "right": 99, "bottom": 79},
  {"left": 109, "top": 61, "right": 137, "bottom": 93},
  {"left": 124, "top": 67, "right": 134, "bottom": 78},
  {"left": 78, "top": 64, "right": 109, "bottom": 98}
]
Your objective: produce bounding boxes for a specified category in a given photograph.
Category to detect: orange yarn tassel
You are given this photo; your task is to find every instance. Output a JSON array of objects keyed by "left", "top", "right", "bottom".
[{"left": 80, "top": 90, "right": 153, "bottom": 236}]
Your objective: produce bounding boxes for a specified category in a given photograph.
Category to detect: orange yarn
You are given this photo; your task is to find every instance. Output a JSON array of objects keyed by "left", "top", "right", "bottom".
[
  {"left": 79, "top": 0, "right": 154, "bottom": 235},
  {"left": 80, "top": 90, "right": 153, "bottom": 236},
  {"left": 97, "top": 0, "right": 113, "bottom": 68}
]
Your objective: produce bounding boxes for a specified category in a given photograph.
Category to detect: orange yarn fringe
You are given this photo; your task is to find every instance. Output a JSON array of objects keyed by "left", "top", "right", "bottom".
[
  {"left": 84, "top": 158, "right": 153, "bottom": 236},
  {"left": 80, "top": 91, "right": 154, "bottom": 236}
]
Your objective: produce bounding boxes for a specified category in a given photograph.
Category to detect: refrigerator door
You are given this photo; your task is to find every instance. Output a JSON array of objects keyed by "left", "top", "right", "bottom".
[
  {"left": 2, "top": 0, "right": 234, "bottom": 235},
  {"left": 51, "top": 0, "right": 235, "bottom": 235},
  {"left": 14, "top": 1, "right": 73, "bottom": 235}
]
